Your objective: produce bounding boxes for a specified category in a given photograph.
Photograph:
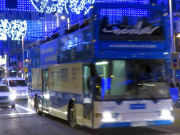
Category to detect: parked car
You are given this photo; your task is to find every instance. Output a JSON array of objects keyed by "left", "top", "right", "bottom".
[
  {"left": 2, "top": 77, "right": 28, "bottom": 99},
  {"left": 0, "top": 85, "right": 16, "bottom": 108}
]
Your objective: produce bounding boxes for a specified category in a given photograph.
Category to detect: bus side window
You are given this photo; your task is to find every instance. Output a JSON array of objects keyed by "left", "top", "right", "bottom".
[
  {"left": 5, "top": 81, "right": 8, "bottom": 86},
  {"left": 83, "top": 65, "right": 91, "bottom": 95}
]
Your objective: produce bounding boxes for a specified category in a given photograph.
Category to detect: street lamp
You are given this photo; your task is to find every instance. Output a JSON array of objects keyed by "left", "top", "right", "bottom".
[
  {"left": 22, "top": 36, "right": 25, "bottom": 78},
  {"left": 169, "top": 0, "right": 179, "bottom": 87},
  {"left": 169, "top": 0, "right": 176, "bottom": 52}
]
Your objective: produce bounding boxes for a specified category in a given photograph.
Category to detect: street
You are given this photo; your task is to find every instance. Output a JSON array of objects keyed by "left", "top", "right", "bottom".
[{"left": 0, "top": 100, "right": 179, "bottom": 135}]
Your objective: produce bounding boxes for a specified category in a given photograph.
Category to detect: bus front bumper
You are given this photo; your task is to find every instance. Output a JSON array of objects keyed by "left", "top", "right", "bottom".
[{"left": 98, "top": 120, "right": 174, "bottom": 128}]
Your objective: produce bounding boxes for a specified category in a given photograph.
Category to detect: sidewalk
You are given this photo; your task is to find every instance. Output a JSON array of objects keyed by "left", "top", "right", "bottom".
[{"left": 174, "top": 108, "right": 180, "bottom": 125}]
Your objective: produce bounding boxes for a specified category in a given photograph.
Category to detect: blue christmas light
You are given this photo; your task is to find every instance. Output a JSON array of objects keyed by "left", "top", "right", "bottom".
[
  {"left": 174, "top": 0, "right": 180, "bottom": 12},
  {"left": 0, "top": 0, "right": 5, "bottom": 10},
  {"left": 17, "top": 0, "right": 36, "bottom": 12},
  {"left": 26, "top": 20, "right": 44, "bottom": 41},
  {"left": 25, "top": 17, "right": 59, "bottom": 41},
  {"left": 96, "top": 0, "right": 150, "bottom": 4},
  {"left": 0, "top": 0, "right": 36, "bottom": 12},
  {"left": 0, "top": 0, "right": 178, "bottom": 12},
  {"left": 100, "top": 9, "right": 148, "bottom": 17}
]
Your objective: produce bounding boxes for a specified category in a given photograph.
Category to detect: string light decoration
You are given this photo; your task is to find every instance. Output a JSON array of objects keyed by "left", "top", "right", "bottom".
[
  {"left": 0, "top": 19, "right": 27, "bottom": 40},
  {"left": 31, "top": 0, "right": 95, "bottom": 15}
]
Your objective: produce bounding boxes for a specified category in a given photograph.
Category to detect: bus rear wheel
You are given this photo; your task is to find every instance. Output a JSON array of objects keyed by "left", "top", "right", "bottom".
[
  {"left": 34, "top": 97, "right": 42, "bottom": 115},
  {"left": 68, "top": 104, "right": 77, "bottom": 128},
  {"left": 36, "top": 105, "right": 42, "bottom": 115},
  {"left": 11, "top": 104, "right": 15, "bottom": 108}
]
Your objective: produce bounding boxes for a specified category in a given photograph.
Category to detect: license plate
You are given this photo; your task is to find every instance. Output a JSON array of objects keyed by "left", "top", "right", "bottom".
[
  {"left": 130, "top": 104, "right": 146, "bottom": 109},
  {"left": 131, "top": 121, "right": 148, "bottom": 127}
]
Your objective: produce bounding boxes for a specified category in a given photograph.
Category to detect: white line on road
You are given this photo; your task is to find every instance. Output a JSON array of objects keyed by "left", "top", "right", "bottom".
[
  {"left": 15, "top": 104, "right": 35, "bottom": 113},
  {"left": 0, "top": 112, "right": 35, "bottom": 117},
  {"left": 0, "top": 104, "right": 36, "bottom": 117}
]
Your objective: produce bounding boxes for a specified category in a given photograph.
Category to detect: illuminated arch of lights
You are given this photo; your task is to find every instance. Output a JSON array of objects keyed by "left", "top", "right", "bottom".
[
  {"left": 31, "top": 0, "right": 95, "bottom": 15},
  {"left": 0, "top": 20, "right": 27, "bottom": 41}
]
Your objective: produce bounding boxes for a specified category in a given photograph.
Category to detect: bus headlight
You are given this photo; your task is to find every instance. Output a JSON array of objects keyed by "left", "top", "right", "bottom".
[
  {"left": 161, "top": 110, "right": 171, "bottom": 117},
  {"left": 44, "top": 94, "right": 50, "bottom": 99},
  {"left": 9, "top": 94, "right": 16, "bottom": 101},
  {"left": 160, "top": 110, "right": 174, "bottom": 121},
  {"left": 102, "top": 111, "right": 116, "bottom": 122}
]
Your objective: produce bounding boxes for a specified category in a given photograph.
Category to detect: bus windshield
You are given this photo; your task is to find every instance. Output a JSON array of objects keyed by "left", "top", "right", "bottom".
[
  {"left": 95, "top": 60, "right": 170, "bottom": 100},
  {"left": 9, "top": 80, "right": 27, "bottom": 87}
]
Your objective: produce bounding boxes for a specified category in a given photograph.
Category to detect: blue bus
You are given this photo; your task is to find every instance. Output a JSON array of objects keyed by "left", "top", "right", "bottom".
[{"left": 28, "top": 1, "right": 174, "bottom": 129}]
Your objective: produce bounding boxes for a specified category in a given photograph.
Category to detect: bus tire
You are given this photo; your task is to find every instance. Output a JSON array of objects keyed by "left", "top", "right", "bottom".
[
  {"left": 34, "top": 96, "right": 42, "bottom": 115},
  {"left": 11, "top": 104, "right": 15, "bottom": 108},
  {"left": 36, "top": 104, "right": 42, "bottom": 115},
  {"left": 68, "top": 102, "right": 77, "bottom": 128}
]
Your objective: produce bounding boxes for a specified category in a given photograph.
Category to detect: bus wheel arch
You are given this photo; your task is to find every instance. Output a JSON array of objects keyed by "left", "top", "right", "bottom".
[{"left": 68, "top": 99, "right": 77, "bottom": 127}]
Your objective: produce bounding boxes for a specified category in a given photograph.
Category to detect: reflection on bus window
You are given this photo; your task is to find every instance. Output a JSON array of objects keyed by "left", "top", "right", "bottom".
[
  {"left": 9, "top": 80, "right": 27, "bottom": 87},
  {"left": 9, "top": 80, "right": 16, "bottom": 87},
  {"left": 99, "top": 9, "right": 164, "bottom": 41},
  {"left": 95, "top": 60, "right": 169, "bottom": 100}
]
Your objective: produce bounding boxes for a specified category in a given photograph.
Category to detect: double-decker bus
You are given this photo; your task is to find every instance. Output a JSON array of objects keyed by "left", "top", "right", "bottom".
[{"left": 28, "top": 1, "right": 174, "bottom": 128}]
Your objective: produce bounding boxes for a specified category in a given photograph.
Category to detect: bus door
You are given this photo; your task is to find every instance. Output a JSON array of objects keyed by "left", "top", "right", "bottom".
[
  {"left": 83, "top": 64, "right": 93, "bottom": 127},
  {"left": 42, "top": 68, "right": 50, "bottom": 111}
]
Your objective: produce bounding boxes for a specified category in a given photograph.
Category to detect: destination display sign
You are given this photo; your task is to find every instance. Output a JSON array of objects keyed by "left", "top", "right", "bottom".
[{"left": 99, "top": 10, "right": 164, "bottom": 41}]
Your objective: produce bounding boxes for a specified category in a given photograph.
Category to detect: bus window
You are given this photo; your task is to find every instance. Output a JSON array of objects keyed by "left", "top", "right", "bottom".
[
  {"left": 9, "top": 80, "right": 17, "bottom": 87},
  {"left": 4, "top": 81, "right": 8, "bottom": 85},
  {"left": 95, "top": 60, "right": 169, "bottom": 100},
  {"left": 83, "top": 65, "right": 91, "bottom": 95},
  {"left": 16, "top": 80, "right": 27, "bottom": 86}
]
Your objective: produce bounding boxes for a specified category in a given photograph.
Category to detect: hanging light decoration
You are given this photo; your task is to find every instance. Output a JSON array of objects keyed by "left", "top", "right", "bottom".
[
  {"left": 0, "top": 19, "right": 27, "bottom": 41},
  {"left": 30, "top": 0, "right": 95, "bottom": 15}
]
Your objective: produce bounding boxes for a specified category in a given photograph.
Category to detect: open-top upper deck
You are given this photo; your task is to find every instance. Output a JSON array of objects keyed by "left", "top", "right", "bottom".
[{"left": 29, "top": 2, "right": 170, "bottom": 68}]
